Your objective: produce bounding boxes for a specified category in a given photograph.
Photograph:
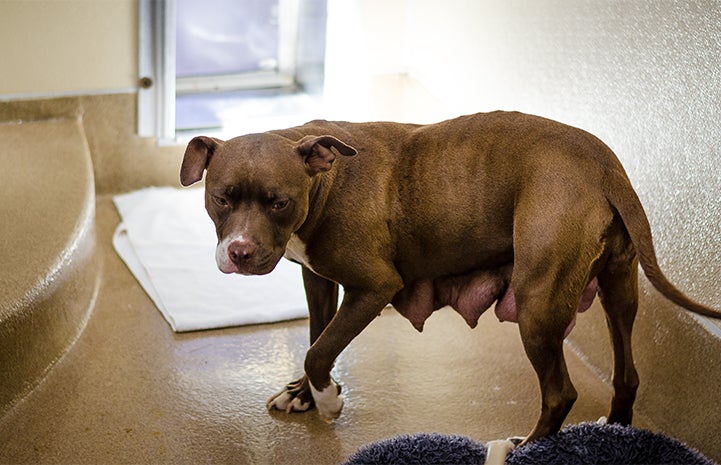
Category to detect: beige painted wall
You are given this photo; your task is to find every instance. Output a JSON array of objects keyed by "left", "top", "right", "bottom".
[{"left": 0, "top": 0, "right": 137, "bottom": 96}]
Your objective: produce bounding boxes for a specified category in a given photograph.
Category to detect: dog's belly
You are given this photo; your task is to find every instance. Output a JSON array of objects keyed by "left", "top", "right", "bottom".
[{"left": 391, "top": 266, "right": 597, "bottom": 333}]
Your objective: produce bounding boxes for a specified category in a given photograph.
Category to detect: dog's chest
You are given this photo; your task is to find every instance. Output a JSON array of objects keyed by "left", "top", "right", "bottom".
[{"left": 284, "top": 234, "right": 315, "bottom": 272}]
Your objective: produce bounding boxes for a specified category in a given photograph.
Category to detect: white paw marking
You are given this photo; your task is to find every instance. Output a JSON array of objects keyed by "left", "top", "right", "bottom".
[
  {"left": 286, "top": 397, "right": 311, "bottom": 413},
  {"left": 266, "top": 390, "right": 292, "bottom": 411},
  {"left": 266, "top": 389, "right": 311, "bottom": 413},
  {"left": 309, "top": 380, "right": 344, "bottom": 421}
]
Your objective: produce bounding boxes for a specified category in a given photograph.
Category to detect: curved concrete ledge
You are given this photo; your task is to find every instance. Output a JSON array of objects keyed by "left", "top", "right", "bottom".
[{"left": 0, "top": 118, "right": 100, "bottom": 415}]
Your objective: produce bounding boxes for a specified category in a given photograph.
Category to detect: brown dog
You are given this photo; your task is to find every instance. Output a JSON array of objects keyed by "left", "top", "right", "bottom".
[{"left": 180, "top": 111, "right": 720, "bottom": 444}]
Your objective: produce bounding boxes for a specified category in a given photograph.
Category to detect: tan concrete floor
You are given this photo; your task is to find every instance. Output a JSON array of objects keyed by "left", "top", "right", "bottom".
[{"left": 0, "top": 197, "right": 652, "bottom": 465}]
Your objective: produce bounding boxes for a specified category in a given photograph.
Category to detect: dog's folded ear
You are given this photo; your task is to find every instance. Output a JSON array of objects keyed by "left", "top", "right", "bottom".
[
  {"left": 180, "top": 136, "right": 224, "bottom": 186},
  {"left": 297, "top": 135, "right": 358, "bottom": 175}
]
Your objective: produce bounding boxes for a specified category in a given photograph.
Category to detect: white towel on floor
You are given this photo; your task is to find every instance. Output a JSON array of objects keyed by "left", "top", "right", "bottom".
[{"left": 112, "top": 187, "right": 308, "bottom": 332}]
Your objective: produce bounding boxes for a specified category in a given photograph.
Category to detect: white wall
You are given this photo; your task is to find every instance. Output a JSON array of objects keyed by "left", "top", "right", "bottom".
[
  {"left": 326, "top": 0, "right": 721, "bottom": 307},
  {"left": 402, "top": 0, "right": 721, "bottom": 305},
  {"left": 0, "top": 0, "right": 137, "bottom": 97},
  {"left": 323, "top": 0, "right": 411, "bottom": 120}
]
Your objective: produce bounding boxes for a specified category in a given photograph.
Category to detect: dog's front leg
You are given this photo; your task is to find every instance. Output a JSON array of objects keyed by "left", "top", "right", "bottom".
[
  {"left": 303, "top": 267, "right": 340, "bottom": 345},
  {"left": 267, "top": 266, "right": 339, "bottom": 413},
  {"left": 305, "top": 274, "right": 403, "bottom": 421}
]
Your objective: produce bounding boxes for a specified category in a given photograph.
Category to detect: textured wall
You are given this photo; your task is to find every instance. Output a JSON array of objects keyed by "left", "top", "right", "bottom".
[{"left": 407, "top": 1, "right": 721, "bottom": 311}]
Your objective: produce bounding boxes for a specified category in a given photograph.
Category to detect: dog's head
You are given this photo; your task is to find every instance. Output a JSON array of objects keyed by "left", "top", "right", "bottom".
[{"left": 180, "top": 132, "right": 357, "bottom": 275}]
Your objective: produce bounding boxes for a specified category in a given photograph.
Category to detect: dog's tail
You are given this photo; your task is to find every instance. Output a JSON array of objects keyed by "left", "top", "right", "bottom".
[{"left": 603, "top": 168, "right": 721, "bottom": 318}]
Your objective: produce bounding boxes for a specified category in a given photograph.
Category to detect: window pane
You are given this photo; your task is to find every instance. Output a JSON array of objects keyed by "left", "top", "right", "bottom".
[{"left": 176, "top": 0, "right": 280, "bottom": 77}]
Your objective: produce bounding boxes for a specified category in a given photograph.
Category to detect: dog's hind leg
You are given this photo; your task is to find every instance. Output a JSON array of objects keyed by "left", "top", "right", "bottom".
[
  {"left": 514, "top": 273, "right": 580, "bottom": 444},
  {"left": 511, "top": 193, "right": 610, "bottom": 444},
  {"left": 597, "top": 246, "right": 640, "bottom": 425}
]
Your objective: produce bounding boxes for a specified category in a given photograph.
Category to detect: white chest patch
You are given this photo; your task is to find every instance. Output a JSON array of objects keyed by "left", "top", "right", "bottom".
[{"left": 284, "top": 234, "right": 314, "bottom": 271}]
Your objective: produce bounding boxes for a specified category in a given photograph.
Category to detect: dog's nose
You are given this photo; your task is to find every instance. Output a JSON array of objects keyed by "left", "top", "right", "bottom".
[{"left": 228, "top": 240, "right": 258, "bottom": 264}]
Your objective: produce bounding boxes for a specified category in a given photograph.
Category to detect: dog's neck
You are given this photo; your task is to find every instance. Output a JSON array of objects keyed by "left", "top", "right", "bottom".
[{"left": 295, "top": 170, "right": 336, "bottom": 242}]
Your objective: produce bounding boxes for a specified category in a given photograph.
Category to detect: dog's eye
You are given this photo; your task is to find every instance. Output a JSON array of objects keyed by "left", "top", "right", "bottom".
[
  {"left": 213, "top": 195, "right": 229, "bottom": 207},
  {"left": 271, "top": 199, "right": 289, "bottom": 211}
]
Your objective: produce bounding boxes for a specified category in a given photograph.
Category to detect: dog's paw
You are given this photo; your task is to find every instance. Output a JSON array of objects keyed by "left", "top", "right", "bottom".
[
  {"left": 266, "top": 376, "right": 314, "bottom": 413},
  {"left": 310, "top": 379, "right": 344, "bottom": 422}
]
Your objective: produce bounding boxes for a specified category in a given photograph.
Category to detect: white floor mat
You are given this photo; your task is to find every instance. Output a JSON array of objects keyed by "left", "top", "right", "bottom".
[{"left": 112, "top": 187, "right": 308, "bottom": 332}]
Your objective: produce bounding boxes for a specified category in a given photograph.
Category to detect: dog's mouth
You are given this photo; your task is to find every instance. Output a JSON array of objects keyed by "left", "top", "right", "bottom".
[
  {"left": 224, "top": 252, "right": 281, "bottom": 276},
  {"left": 216, "top": 238, "right": 283, "bottom": 276},
  {"left": 234, "top": 257, "right": 280, "bottom": 276}
]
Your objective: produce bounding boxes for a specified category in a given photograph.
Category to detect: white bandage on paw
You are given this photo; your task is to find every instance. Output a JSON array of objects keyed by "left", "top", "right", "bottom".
[
  {"left": 309, "top": 379, "right": 344, "bottom": 421},
  {"left": 484, "top": 439, "right": 517, "bottom": 465}
]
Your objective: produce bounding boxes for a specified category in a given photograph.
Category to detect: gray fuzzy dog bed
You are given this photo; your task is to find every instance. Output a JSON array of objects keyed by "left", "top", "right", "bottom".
[{"left": 343, "top": 422, "right": 715, "bottom": 465}]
